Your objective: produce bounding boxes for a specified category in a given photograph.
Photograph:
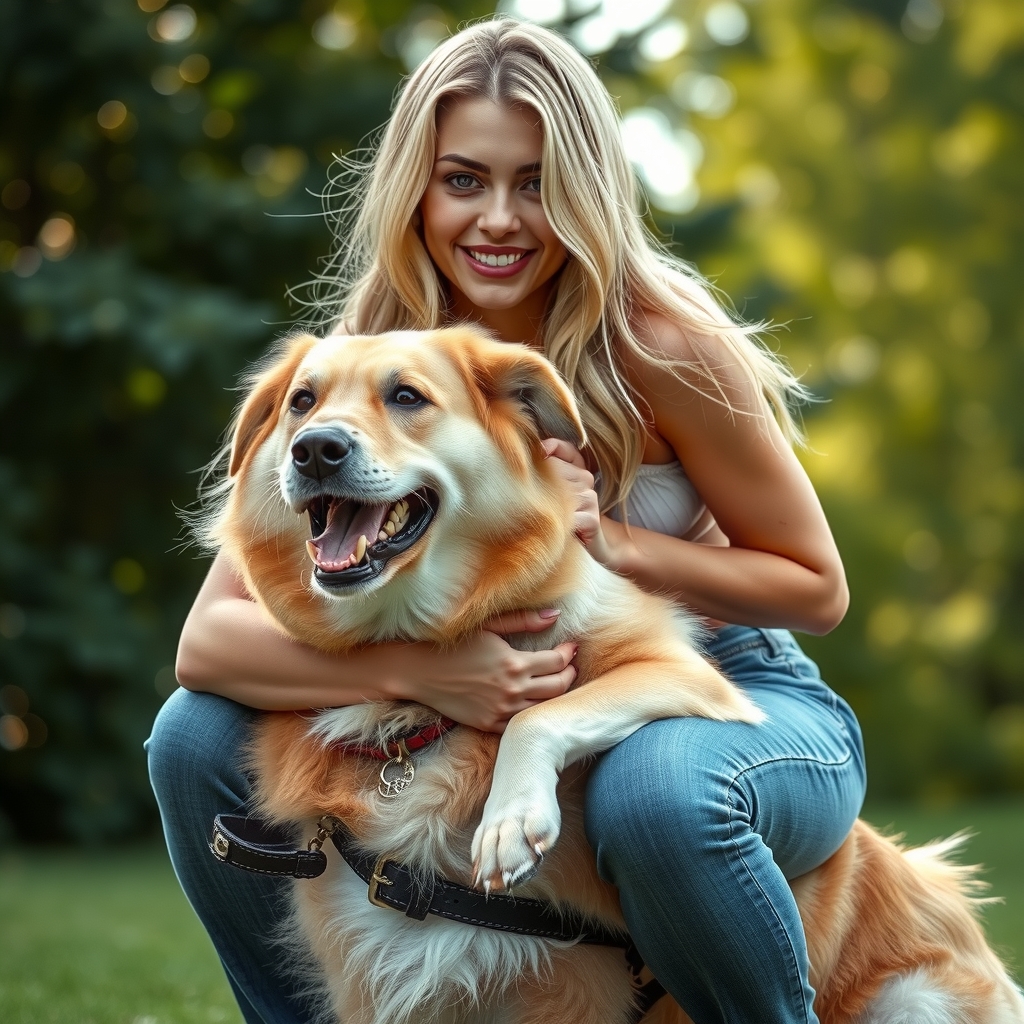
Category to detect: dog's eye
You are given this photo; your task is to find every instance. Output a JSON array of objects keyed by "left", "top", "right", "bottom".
[
  {"left": 389, "top": 386, "right": 427, "bottom": 408},
  {"left": 291, "top": 390, "right": 316, "bottom": 413}
]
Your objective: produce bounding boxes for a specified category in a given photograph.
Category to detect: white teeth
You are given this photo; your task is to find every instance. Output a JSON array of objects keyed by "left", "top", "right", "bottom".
[
  {"left": 355, "top": 534, "right": 367, "bottom": 563},
  {"left": 378, "top": 530, "right": 388, "bottom": 542},
  {"left": 305, "top": 540, "right": 318, "bottom": 564},
  {"left": 385, "top": 520, "right": 396, "bottom": 537},
  {"left": 470, "top": 250, "right": 522, "bottom": 267}
]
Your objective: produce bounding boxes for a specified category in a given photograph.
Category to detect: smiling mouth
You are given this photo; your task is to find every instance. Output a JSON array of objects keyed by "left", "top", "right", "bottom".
[
  {"left": 302, "top": 489, "right": 438, "bottom": 589},
  {"left": 461, "top": 247, "right": 534, "bottom": 276},
  {"left": 467, "top": 249, "right": 526, "bottom": 267}
]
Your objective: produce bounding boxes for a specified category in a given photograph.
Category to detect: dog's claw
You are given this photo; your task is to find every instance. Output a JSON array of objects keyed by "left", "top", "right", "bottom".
[{"left": 471, "top": 789, "right": 561, "bottom": 895}]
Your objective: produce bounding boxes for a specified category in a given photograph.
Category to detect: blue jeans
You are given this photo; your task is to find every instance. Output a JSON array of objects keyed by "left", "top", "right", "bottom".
[{"left": 146, "top": 626, "right": 865, "bottom": 1024}]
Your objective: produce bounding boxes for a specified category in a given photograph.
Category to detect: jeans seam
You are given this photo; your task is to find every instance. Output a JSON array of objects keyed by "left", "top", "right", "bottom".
[
  {"left": 725, "top": 771, "right": 812, "bottom": 1024},
  {"left": 710, "top": 638, "right": 765, "bottom": 661},
  {"left": 724, "top": 751, "right": 854, "bottom": 1024}
]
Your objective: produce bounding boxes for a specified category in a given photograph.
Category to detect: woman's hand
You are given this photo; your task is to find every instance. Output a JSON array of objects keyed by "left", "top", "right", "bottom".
[
  {"left": 176, "top": 552, "right": 576, "bottom": 726},
  {"left": 541, "top": 437, "right": 631, "bottom": 570},
  {"left": 405, "top": 608, "right": 577, "bottom": 733}
]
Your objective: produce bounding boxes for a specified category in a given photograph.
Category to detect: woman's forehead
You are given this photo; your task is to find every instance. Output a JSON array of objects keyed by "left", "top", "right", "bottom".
[{"left": 435, "top": 98, "right": 544, "bottom": 159}]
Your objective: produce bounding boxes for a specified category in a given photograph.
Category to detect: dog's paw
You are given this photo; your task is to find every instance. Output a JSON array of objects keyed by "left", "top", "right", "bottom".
[{"left": 471, "top": 790, "right": 562, "bottom": 893}]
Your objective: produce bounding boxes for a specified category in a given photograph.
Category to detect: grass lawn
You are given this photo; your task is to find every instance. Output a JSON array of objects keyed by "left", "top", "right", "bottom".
[
  {"left": 0, "top": 845, "right": 243, "bottom": 1024},
  {"left": 0, "top": 799, "right": 1021, "bottom": 1022}
]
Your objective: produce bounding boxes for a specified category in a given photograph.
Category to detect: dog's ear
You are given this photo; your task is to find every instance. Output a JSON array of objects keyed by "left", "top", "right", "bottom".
[
  {"left": 456, "top": 333, "right": 586, "bottom": 447},
  {"left": 500, "top": 353, "right": 586, "bottom": 447},
  {"left": 229, "top": 334, "right": 317, "bottom": 476}
]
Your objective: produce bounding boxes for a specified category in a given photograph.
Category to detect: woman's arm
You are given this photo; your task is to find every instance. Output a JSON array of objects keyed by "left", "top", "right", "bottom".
[
  {"left": 545, "top": 318, "right": 849, "bottom": 636},
  {"left": 175, "top": 550, "right": 577, "bottom": 731}
]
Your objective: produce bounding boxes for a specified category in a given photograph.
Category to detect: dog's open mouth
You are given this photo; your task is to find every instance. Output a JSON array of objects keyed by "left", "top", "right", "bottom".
[{"left": 302, "top": 489, "right": 438, "bottom": 589}]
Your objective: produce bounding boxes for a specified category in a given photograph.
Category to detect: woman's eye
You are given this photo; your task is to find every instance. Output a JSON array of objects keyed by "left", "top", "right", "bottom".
[
  {"left": 389, "top": 385, "right": 427, "bottom": 407},
  {"left": 523, "top": 176, "right": 542, "bottom": 193},
  {"left": 448, "top": 173, "right": 478, "bottom": 190},
  {"left": 290, "top": 390, "right": 316, "bottom": 413}
]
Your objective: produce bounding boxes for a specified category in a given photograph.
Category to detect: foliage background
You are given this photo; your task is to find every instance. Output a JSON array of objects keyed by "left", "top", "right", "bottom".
[{"left": 0, "top": 0, "right": 1022, "bottom": 843}]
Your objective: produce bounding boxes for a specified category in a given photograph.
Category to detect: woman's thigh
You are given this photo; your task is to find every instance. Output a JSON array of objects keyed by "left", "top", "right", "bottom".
[{"left": 585, "top": 626, "right": 866, "bottom": 882}]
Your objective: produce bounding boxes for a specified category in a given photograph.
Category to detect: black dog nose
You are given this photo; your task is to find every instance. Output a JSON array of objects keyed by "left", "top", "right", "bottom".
[{"left": 291, "top": 428, "right": 353, "bottom": 480}]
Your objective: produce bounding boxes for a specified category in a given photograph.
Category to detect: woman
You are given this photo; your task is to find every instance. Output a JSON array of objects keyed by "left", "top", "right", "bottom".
[{"left": 148, "top": 17, "right": 865, "bottom": 1024}]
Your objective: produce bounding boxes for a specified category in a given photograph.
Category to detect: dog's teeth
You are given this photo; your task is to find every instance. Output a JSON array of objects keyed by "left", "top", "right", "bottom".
[
  {"left": 355, "top": 534, "right": 367, "bottom": 563},
  {"left": 378, "top": 530, "right": 388, "bottom": 542},
  {"left": 385, "top": 521, "right": 396, "bottom": 537},
  {"left": 305, "top": 540, "right": 318, "bottom": 564}
]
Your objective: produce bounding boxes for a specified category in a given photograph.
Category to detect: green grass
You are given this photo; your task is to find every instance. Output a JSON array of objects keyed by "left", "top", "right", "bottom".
[
  {"left": 0, "top": 800, "right": 1021, "bottom": 1022},
  {"left": 0, "top": 846, "right": 243, "bottom": 1024}
]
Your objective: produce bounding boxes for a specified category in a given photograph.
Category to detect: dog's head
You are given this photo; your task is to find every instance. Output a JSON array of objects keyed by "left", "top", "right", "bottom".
[{"left": 213, "top": 327, "right": 586, "bottom": 646}]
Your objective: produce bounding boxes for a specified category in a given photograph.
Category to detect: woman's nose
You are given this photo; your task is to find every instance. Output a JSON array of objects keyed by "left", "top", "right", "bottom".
[{"left": 477, "top": 192, "right": 520, "bottom": 237}]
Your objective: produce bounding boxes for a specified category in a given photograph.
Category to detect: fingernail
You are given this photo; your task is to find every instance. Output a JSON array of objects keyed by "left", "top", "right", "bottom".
[{"left": 539, "top": 608, "right": 560, "bottom": 620}]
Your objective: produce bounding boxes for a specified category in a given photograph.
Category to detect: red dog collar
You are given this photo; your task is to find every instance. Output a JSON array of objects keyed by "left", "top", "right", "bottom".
[{"left": 336, "top": 717, "right": 458, "bottom": 761}]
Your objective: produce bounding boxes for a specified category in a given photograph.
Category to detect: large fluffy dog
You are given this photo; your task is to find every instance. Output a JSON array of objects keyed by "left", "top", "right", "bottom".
[{"left": 210, "top": 327, "right": 1023, "bottom": 1024}]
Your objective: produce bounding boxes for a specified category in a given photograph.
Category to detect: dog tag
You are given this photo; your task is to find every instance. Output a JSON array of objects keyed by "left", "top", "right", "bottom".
[{"left": 378, "top": 740, "right": 415, "bottom": 798}]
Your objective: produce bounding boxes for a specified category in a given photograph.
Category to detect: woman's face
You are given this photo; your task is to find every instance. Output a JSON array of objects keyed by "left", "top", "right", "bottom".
[{"left": 420, "top": 97, "right": 568, "bottom": 339}]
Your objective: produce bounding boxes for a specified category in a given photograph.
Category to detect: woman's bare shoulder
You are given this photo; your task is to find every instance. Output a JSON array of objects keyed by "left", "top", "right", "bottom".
[{"left": 622, "top": 307, "right": 763, "bottom": 416}]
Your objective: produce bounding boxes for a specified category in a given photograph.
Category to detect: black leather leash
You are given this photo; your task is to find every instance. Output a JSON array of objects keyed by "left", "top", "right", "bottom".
[{"left": 210, "top": 812, "right": 667, "bottom": 1017}]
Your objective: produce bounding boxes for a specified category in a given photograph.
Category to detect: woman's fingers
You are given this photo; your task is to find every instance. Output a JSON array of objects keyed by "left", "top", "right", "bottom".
[
  {"left": 541, "top": 437, "right": 587, "bottom": 469},
  {"left": 481, "top": 608, "right": 561, "bottom": 634}
]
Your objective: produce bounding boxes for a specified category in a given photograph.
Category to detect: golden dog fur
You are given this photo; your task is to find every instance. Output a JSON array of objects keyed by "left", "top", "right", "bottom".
[{"left": 210, "top": 327, "right": 1023, "bottom": 1024}]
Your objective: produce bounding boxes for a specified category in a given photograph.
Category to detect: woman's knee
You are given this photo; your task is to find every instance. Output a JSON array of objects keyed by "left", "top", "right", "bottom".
[{"left": 146, "top": 688, "right": 257, "bottom": 811}]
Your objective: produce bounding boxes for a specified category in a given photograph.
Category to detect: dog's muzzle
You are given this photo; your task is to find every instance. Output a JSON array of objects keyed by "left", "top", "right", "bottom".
[{"left": 301, "top": 488, "right": 438, "bottom": 590}]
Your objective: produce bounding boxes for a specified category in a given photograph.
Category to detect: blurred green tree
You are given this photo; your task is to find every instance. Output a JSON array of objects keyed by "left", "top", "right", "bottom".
[
  {"left": 544, "top": 0, "right": 1024, "bottom": 803},
  {"left": 0, "top": 0, "right": 490, "bottom": 842}
]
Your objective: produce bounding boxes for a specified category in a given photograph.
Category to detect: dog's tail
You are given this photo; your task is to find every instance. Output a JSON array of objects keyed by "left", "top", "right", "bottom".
[
  {"left": 901, "top": 831, "right": 994, "bottom": 908},
  {"left": 803, "top": 821, "right": 1024, "bottom": 1024}
]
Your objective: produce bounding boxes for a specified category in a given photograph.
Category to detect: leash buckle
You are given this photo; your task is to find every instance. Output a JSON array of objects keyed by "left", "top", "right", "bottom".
[
  {"left": 307, "top": 815, "right": 342, "bottom": 853},
  {"left": 212, "top": 828, "right": 230, "bottom": 860},
  {"left": 368, "top": 853, "right": 396, "bottom": 909}
]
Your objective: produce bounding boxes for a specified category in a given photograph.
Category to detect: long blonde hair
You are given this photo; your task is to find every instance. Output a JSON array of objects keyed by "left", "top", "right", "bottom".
[{"left": 312, "top": 16, "right": 808, "bottom": 512}]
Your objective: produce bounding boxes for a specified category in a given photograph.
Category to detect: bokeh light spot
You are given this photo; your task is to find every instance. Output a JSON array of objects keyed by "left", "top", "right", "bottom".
[
  {"left": 37, "top": 216, "right": 76, "bottom": 260},
  {"left": 152, "top": 5, "right": 197, "bottom": 44},
  {"left": 704, "top": 2, "right": 749, "bottom": 46},
  {"left": 313, "top": 12, "right": 358, "bottom": 51},
  {"left": 202, "top": 109, "right": 234, "bottom": 139},
  {"left": 127, "top": 368, "right": 167, "bottom": 407},
  {"left": 867, "top": 600, "right": 913, "bottom": 649},
  {"left": 112, "top": 558, "right": 146, "bottom": 595},
  {"left": 97, "top": 100, "right": 128, "bottom": 130},
  {"left": 0, "top": 715, "right": 29, "bottom": 751}
]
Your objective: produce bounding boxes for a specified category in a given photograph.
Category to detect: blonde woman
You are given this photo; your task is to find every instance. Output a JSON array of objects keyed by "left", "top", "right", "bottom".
[{"left": 147, "top": 17, "right": 865, "bottom": 1024}]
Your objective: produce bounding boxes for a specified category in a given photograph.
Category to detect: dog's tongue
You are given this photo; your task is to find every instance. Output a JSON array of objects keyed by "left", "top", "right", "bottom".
[{"left": 307, "top": 500, "right": 390, "bottom": 571}]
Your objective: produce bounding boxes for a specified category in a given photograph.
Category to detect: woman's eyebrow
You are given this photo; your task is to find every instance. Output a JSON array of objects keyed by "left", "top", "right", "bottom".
[
  {"left": 437, "top": 154, "right": 488, "bottom": 172},
  {"left": 436, "top": 154, "right": 542, "bottom": 175}
]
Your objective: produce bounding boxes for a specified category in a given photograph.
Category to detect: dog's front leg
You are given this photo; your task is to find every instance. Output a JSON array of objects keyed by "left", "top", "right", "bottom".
[{"left": 471, "top": 655, "right": 762, "bottom": 890}]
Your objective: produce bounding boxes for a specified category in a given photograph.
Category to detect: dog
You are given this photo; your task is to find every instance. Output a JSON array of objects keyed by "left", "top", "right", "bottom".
[{"left": 208, "top": 326, "right": 1024, "bottom": 1024}]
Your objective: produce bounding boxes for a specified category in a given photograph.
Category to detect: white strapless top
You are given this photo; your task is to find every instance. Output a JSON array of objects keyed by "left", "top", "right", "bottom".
[{"left": 606, "top": 460, "right": 707, "bottom": 538}]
